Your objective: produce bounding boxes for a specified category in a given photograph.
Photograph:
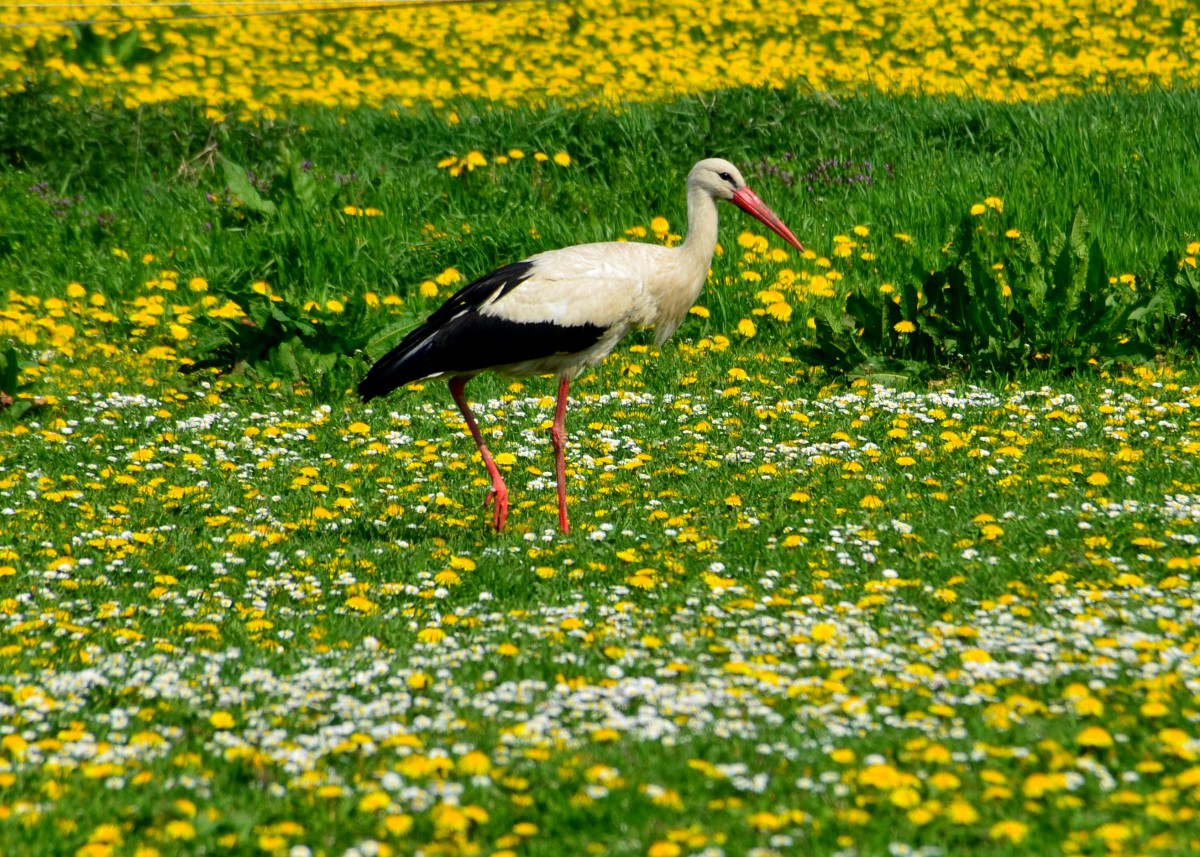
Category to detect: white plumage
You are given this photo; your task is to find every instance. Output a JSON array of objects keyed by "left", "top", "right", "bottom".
[{"left": 360, "top": 157, "right": 805, "bottom": 534}]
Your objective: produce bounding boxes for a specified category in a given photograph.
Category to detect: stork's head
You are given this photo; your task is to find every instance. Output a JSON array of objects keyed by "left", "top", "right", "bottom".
[{"left": 689, "top": 157, "right": 806, "bottom": 254}]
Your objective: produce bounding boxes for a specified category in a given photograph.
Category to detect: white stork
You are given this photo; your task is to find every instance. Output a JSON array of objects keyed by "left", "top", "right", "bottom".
[{"left": 359, "top": 157, "right": 805, "bottom": 534}]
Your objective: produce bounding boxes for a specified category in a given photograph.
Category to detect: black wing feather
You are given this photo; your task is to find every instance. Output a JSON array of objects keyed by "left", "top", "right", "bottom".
[
  {"left": 358, "top": 260, "right": 606, "bottom": 402},
  {"left": 422, "top": 260, "right": 536, "bottom": 330}
]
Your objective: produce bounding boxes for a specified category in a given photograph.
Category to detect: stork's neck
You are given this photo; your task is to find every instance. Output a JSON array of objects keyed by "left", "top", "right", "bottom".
[
  {"left": 643, "top": 181, "right": 721, "bottom": 346},
  {"left": 679, "top": 182, "right": 720, "bottom": 266}
]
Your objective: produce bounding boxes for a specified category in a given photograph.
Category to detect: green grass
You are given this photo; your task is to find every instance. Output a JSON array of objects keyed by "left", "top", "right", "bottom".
[
  {"left": 3, "top": 87, "right": 1200, "bottom": 856},
  {"left": 2, "top": 85, "right": 1199, "bottom": 305}
]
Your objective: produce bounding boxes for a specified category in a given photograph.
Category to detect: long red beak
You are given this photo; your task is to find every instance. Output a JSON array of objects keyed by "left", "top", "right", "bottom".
[{"left": 730, "top": 187, "right": 806, "bottom": 254}]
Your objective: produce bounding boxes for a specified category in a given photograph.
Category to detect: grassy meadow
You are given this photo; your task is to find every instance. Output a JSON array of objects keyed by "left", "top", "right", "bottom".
[{"left": 4, "top": 2, "right": 1200, "bottom": 857}]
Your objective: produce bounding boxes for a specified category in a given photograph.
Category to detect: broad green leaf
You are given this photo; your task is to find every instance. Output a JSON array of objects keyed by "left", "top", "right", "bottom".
[{"left": 220, "top": 156, "right": 278, "bottom": 217}]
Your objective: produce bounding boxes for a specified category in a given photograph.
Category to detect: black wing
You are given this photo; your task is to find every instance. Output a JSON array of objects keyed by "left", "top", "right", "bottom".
[
  {"left": 358, "top": 260, "right": 605, "bottom": 402},
  {"left": 421, "top": 260, "right": 536, "bottom": 330}
]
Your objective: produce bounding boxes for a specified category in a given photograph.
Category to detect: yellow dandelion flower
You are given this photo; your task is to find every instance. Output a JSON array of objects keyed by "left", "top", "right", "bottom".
[
  {"left": 830, "top": 748, "right": 855, "bottom": 764},
  {"left": 458, "top": 751, "right": 492, "bottom": 776},
  {"left": 208, "top": 300, "right": 246, "bottom": 319},
  {"left": 989, "top": 820, "right": 1028, "bottom": 844},
  {"left": 164, "top": 821, "right": 195, "bottom": 841},
  {"left": 736, "top": 318, "right": 756, "bottom": 338},
  {"left": 417, "top": 627, "right": 447, "bottom": 644},
  {"left": 947, "top": 800, "right": 979, "bottom": 825},
  {"left": 647, "top": 843, "right": 681, "bottom": 857},
  {"left": 384, "top": 815, "right": 413, "bottom": 836},
  {"left": 358, "top": 792, "right": 391, "bottom": 813},
  {"left": 436, "top": 267, "right": 463, "bottom": 286},
  {"left": 1077, "top": 726, "right": 1114, "bottom": 748},
  {"left": 766, "top": 301, "right": 792, "bottom": 322},
  {"left": 890, "top": 787, "right": 921, "bottom": 809},
  {"left": 209, "top": 711, "right": 235, "bottom": 729},
  {"left": 811, "top": 623, "right": 836, "bottom": 642},
  {"left": 553, "top": 152, "right": 571, "bottom": 167},
  {"left": 1141, "top": 701, "right": 1170, "bottom": 718},
  {"left": 970, "top": 203, "right": 987, "bottom": 216},
  {"left": 894, "top": 320, "right": 916, "bottom": 334}
]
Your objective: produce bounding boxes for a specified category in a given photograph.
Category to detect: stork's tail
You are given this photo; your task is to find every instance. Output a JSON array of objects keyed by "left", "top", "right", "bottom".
[{"left": 358, "top": 336, "right": 434, "bottom": 403}]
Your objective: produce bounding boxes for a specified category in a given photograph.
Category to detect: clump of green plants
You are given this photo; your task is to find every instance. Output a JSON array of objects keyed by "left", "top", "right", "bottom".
[
  {"left": 796, "top": 210, "right": 1162, "bottom": 378},
  {"left": 214, "top": 149, "right": 323, "bottom": 220},
  {"left": 0, "top": 344, "right": 36, "bottom": 417},
  {"left": 1138, "top": 246, "right": 1200, "bottom": 348},
  {"left": 181, "top": 281, "right": 374, "bottom": 400}
]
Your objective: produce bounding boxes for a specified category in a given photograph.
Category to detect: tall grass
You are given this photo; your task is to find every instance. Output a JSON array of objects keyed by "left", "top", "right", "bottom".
[{"left": 2, "top": 85, "right": 1198, "bottom": 309}]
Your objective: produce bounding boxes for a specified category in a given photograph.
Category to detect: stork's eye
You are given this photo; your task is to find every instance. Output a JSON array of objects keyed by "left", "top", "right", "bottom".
[{"left": 718, "top": 171, "right": 735, "bottom": 184}]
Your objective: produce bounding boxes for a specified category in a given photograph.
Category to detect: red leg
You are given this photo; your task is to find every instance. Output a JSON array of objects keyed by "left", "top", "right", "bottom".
[
  {"left": 448, "top": 377, "right": 508, "bottom": 531},
  {"left": 552, "top": 375, "right": 570, "bottom": 534}
]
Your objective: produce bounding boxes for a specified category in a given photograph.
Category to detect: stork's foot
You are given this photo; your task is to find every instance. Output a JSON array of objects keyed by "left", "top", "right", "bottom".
[{"left": 484, "top": 486, "right": 509, "bottom": 531}]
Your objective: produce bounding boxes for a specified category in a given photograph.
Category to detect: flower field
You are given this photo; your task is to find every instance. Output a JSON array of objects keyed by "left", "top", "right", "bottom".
[
  {"left": 5, "top": 277, "right": 1200, "bottom": 856},
  {"left": 2, "top": 0, "right": 1200, "bottom": 112},
  {"left": 4, "top": 1, "right": 1200, "bottom": 856}
]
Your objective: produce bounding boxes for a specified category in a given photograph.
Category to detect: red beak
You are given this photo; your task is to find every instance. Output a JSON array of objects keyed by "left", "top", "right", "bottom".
[{"left": 730, "top": 187, "right": 806, "bottom": 254}]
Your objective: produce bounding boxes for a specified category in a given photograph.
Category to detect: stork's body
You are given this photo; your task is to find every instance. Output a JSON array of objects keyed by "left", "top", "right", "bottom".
[{"left": 359, "top": 158, "right": 805, "bottom": 533}]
